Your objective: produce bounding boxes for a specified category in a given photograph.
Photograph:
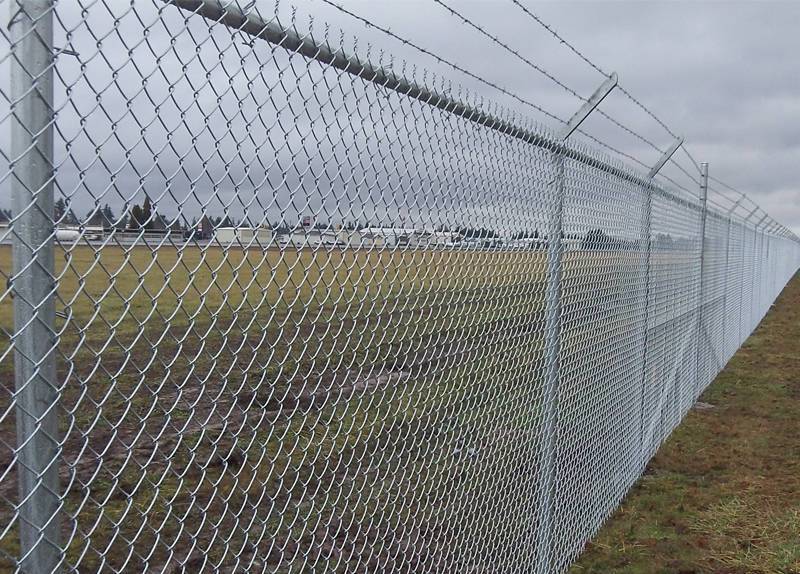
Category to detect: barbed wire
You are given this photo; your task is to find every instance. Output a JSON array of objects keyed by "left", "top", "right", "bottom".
[
  {"left": 707, "top": 178, "right": 778, "bottom": 224},
  {"left": 679, "top": 145, "right": 703, "bottom": 174},
  {"left": 707, "top": 184, "right": 741, "bottom": 205},
  {"left": 668, "top": 158, "right": 701, "bottom": 187},
  {"left": 709, "top": 176, "right": 752, "bottom": 200},
  {"left": 506, "top": 0, "right": 710, "bottom": 182},
  {"left": 315, "top": 0, "right": 660, "bottom": 174},
  {"left": 429, "top": 0, "right": 584, "bottom": 101},
  {"left": 507, "top": 0, "right": 681, "bottom": 141},
  {"left": 319, "top": 0, "right": 792, "bottom": 238},
  {"left": 315, "top": 0, "right": 565, "bottom": 125},
  {"left": 656, "top": 172, "right": 697, "bottom": 199},
  {"left": 430, "top": 0, "right": 669, "bottom": 157},
  {"left": 579, "top": 134, "right": 652, "bottom": 171},
  {"left": 507, "top": 0, "right": 606, "bottom": 77},
  {"left": 708, "top": 180, "right": 794, "bottom": 236}
]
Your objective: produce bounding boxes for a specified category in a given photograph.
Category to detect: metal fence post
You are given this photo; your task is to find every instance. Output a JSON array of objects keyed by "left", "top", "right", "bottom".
[
  {"left": 636, "top": 183, "right": 653, "bottom": 465},
  {"left": 738, "top": 222, "right": 746, "bottom": 345},
  {"left": 533, "top": 73, "right": 617, "bottom": 574},
  {"left": 636, "top": 136, "right": 682, "bottom": 464},
  {"left": 750, "top": 213, "right": 766, "bottom": 332},
  {"left": 749, "top": 226, "right": 756, "bottom": 331},
  {"left": 738, "top": 207, "right": 757, "bottom": 346},
  {"left": 9, "top": 1, "right": 61, "bottom": 572},
  {"left": 757, "top": 223, "right": 767, "bottom": 319},
  {"left": 755, "top": 226, "right": 762, "bottom": 320},
  {"left": 766, "top": 224, "right": 775, "bottom": 303},
  {"left": 752, "top": 225, "right": 759, "bottom": 326},
  {"left": 694, "top": 163, "right": 709, "bottom": 396},
  {"left": 721, "top": 215, "right": 732, "bottom": 360},
  {"left": 535, "top": 150, "right": 566, "bottom": 574}
]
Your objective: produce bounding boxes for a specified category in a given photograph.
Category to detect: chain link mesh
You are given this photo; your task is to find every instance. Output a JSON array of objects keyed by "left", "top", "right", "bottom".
[{"left": 1, "top": 1, "right": 799, "bottom": 572}]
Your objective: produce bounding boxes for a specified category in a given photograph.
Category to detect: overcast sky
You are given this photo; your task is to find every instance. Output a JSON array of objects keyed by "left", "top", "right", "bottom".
[
  {"left": 282, "top": 0, "right": 799, "bottom": 232},
  {"left": 2, "top": 0, "right": 798, "bottom": 235}
]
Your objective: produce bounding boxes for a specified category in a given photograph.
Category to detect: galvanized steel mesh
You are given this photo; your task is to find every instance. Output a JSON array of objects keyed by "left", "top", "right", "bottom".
[{"left": 1, "top": 1, "right": 800, "bottom": 573}]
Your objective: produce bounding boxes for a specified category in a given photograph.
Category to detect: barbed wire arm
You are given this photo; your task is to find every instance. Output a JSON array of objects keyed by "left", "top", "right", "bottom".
[
  {"left": 558, "top": 73, "right": 617, "bottom": 140},
  {"left": 647, "top": 137, "right": 684, "bottom": 180}
]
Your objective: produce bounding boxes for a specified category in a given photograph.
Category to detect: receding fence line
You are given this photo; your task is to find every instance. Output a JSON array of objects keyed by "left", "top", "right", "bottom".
[{"left": 3, "top": 1, "right": 800, "bottom": 573}]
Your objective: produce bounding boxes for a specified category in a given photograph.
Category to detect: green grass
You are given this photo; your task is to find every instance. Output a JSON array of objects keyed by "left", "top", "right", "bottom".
[
  {"left": 0, "top": 242, "right": 673, "bottom": 572},
  {"left": 571, "top": 272, "right": 800, "bottom": 574},
  {"left": 0, "top": 244, "right": 558, "bottom": 572}
]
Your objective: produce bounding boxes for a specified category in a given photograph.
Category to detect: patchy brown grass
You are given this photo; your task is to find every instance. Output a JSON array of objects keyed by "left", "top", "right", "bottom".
[
  {"left": 0, "top": 244, "right": 554, "bottom": 572},
  {"left": 572, "top": 272, "right": 800, "bottom": 574}
]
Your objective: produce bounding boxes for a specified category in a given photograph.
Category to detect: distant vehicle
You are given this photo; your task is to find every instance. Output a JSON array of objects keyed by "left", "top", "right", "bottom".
[
  {"left": 55, "top": 228, "right": 102, "bottom": 242},
  {"left": 55, "top": 229, "right": 80, "bottom": 242},
  {"left": 184, "top": 228, "right": 210, "bottom": 240}
]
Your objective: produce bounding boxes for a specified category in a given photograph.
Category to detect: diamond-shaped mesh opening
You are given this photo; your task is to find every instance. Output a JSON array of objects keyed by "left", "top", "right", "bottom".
[{"left": 0, "top": 2, "right": 798, "bottom": 573}]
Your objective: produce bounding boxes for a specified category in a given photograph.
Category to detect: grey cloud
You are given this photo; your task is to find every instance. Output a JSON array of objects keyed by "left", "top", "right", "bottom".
[{"left": 1, "top": 0, "right": 798, "bottom": 234}]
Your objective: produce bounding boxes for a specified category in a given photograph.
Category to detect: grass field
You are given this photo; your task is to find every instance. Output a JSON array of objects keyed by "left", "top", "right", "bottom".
[
  {"left": 0, "top": 244, "right": 560, "bottom": 572},
  {"left": 571, "top": 272, "right": 800, "bottom": 574},
  {"left": 0, "top": 242, "right": 703, "bottom": 572}
]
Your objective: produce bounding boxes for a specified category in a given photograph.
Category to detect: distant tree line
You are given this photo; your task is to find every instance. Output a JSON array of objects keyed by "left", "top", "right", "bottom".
[{"left": 33, "top": 199, "right": 688, "bottom": 249}]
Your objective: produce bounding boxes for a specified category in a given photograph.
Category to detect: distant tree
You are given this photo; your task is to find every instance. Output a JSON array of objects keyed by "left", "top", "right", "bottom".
[
  {"left": 101, "top": 204, "right": 116, "bottom": 227},
  {"left": 51, "top": 198, "right": 77, "bottom": 225},
  {"left": 142, "top": 196, "right": 153, "bottom": 225},
  {"left": 129, "top": 197, "right": 154, "bottom": 230},
  {"left": 655, "top": 233, "right": 674, "bottom": 248},
  {"left": 197, "top": 215, "right": 214, "bottom": 238},
  {"left": 583, "top": 228, "right": 610, "bottom": 250},
  {"left": 151, "top": 213, "right": 168, "bottom": 231},
  {"left": 169, "top": 218, "right": 184, "bottom": 234},
  {"left": 85, "top": 207, "right": 106, "bottom": 228},
  {"left": 129, "top": 205, "right": 143, "bottom": 230},
  {"left": 54, "top": 198, "right": 66, "bottom": 223}
]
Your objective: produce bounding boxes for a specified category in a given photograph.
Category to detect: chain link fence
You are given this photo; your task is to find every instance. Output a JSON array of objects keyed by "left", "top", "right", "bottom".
[{"left": 1, "top": 1, "right": 799, "bottom": 572}]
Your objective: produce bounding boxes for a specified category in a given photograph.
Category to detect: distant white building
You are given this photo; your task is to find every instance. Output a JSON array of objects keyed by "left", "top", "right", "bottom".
[{"left": 213, "top": 226, "right": 273, "bottom": 246}]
